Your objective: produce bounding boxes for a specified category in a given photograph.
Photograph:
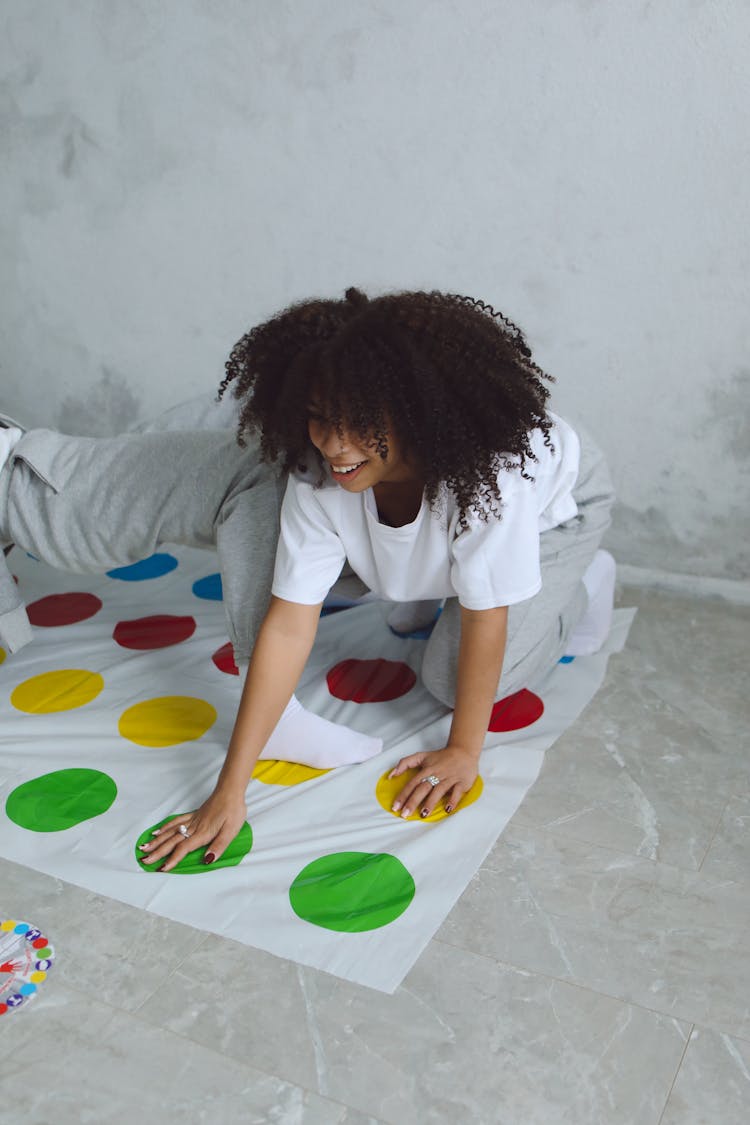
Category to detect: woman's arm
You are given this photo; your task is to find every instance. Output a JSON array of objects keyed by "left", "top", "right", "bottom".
[
  {"left": 141, "top": 595, "right": 321, "bottom": 871},
  {"left": 390, "top": 604, "right": 508, "bottom": 817}
]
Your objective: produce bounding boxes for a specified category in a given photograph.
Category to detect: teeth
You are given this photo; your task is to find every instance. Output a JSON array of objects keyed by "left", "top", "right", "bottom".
[{"left": 332, "top": 461, "right": 364, "bottom": 474}]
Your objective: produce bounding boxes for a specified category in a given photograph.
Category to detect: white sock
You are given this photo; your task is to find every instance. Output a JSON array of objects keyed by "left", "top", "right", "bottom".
[
  {"left": 258, "top": 695, "right": 383, "bottom": 769},
  {"left": 566, "top": 550, "right": 616, "bottom": 656},
  {"left": 387, "top": 599, "right": 443, "bottom": 636}
]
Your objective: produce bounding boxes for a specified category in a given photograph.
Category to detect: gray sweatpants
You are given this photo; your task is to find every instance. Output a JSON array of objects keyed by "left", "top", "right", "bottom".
[
  {"left": 420, "top": 426, "right": 615, "bottom": 706},
  {"left": 0, "top": 418, "right": 285, "bottom": 662}
]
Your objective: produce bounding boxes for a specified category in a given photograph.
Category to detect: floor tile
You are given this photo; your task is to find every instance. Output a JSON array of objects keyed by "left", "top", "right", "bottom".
[
  {"left": 138, "top": 932, "right": 688, "bottom": 1124},
  {"left": 660, "top": 1027, "right": 750, "bottom": 1125},
  {"left": 437, "top": 824, "right": 750, "bottom": 1040},
  {"left": 0, "top": 857, "right": 207, "bottom": 1011},
  {"left": 512, "top": 656, "right": 739, "bottom": 870},
  {"left": 700, "top": 794, "right": 750, "bottom": 885},
  {"left": 614, "top": 588, "right": 750, "bottom": 745},
  {"left": 0, "top": 982, "right": 352, "bottom": 1124}
]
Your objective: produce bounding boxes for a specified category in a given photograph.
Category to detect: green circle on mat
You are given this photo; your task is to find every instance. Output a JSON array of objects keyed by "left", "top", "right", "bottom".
[
  {"left": 6, "top": 768, "right": 117, "bottom": 832},
  {"left": 134, "top": 815, "right": 253, "bottom": 874},
  {"left": 289, "top": 851, "right": 416, "bottom": 932}
]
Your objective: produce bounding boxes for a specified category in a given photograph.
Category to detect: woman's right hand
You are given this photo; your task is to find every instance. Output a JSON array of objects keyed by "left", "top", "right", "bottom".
[{"left": 138, "top": 787, "right": 249, "bottom": 873}]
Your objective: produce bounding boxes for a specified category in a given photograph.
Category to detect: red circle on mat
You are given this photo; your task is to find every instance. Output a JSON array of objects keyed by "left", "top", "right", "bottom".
[
  {"left": 0, "top": 1004, "right": 7, "bottom": 1016},
  {"left": 27, "top": 592, "right": 103, "bottom": 628},
  {"left": 488, "top": 689, "right": 544, "bottom": 732},
  {"left": 212, "top": 642, "right": 239, "bottom": 676},
  {"left": 113, "top": 615, "right": 196, "bottom": 650},
  {"left": 327, "top": 658, "right": 416, "bottom": 703},
  {"left": 32, "top": 938, "right": 47, "bottom": 949}
]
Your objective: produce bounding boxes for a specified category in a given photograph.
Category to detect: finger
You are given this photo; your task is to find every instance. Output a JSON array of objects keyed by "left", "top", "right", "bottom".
[
  {"left": 150, "top": 812, "right": 195, "bottom": 837},
  {"left": 201, "top": 825, "right": 237, "bottom": 866},
  {"left": 138, "top": 820, "right": 194, "bottom": 860},
  {"left": 399, "top": 777, "right": 442, "bottom": 818},
  {"left": 443, "top": 783, "right": 467, "bottom": 815},
  {"left": 391, "top": 774, "right": 427, "bottom": 814},
  {"left": 419, "top": 783, "right": 453, "bottom": 818},
  {"left": 388, "top": 754, "right": 425, "bottom": 780}
]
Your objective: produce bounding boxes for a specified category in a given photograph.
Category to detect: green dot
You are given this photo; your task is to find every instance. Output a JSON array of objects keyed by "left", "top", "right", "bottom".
[
  {"left": 6, "top": 768, "right": 117, "bottom": 832},
  {"left": 134, "top": 815, "right": 253, "bottom": 874},
  {"left": 36, "top": 947, "right": 52, "bottom": 959},
  {"left": 289, "top": 851, "right": 416, "bottom": 932}
]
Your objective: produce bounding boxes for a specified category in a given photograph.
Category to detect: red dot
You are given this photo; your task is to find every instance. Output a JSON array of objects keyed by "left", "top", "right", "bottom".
[
  {"left": 27, "top": 592, "right": 103, "bottom": 627},
  {"left": 212, "top": 642, "right": 239, "bottom": 676},
  {"left": 488, "top": 689, "right": 544, "bottom": 732},
  {"left": 327, "top": 658, "right": 416, "bottom": 703},
  {"left": 32, "top": 937, "right": 47, "bottom": 949},
  {"left": 0, "top": 1004, "right": 7, "bottom": 1016},
  {"left": 113, "top": 615, "right": 196, "bottom": 650}
]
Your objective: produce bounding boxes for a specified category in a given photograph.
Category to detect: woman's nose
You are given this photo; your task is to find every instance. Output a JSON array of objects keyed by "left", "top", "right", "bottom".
[{"left": 310, "top": 419, "right": 350, "bottom": 456}]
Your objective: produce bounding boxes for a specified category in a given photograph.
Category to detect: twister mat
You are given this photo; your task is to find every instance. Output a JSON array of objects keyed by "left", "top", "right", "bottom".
[{"left": 0, "top": 545, "right": 633, "bottom": 992}]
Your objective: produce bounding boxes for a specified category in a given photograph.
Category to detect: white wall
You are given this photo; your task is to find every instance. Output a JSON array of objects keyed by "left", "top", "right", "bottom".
[{"left": 1, "top": 0, "right": 748, "bottom": 582}]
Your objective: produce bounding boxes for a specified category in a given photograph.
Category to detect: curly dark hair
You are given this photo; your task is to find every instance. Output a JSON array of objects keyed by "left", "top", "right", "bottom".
[{"left": 218, "top": 288, "right": 554, "bottom": 524}]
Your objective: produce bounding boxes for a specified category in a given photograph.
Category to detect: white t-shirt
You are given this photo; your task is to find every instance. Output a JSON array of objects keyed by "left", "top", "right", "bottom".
[{"left": 272, "top": 412, "right": 581, "bottom": 611}]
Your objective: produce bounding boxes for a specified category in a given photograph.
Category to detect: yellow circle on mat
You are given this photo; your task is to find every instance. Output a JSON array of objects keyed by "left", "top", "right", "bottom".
[
  {"left": 118, "top": 696, "right": 217, "bottom": 747},
  {"left": 30, "top": 971, "right": 47, "bottom": 983},
  {"left": 0, "top": 647, "right": 6, "bottom": 664},
  {"left": 375, "top": 767, "right": 484, "bottom": 822},
  {"left": 11, "top": 669, "right": 104, "bottom": 714},
  {"left": 1, "top": 919, "right": 16, "bottom": 931},
  {"left": 252, "top": 759, "right": 330, "bottom": 786}
]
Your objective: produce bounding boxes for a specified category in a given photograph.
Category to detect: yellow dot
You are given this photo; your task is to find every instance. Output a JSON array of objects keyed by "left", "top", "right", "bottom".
[
  {"left": 375, "top": 768, "right": 484, "bottom": 822},
  {"left": 0, "top": 647, "right": 6, "bottom": 665},
  {"left": 252, "top": 759, "right": 330, "bottom": 786},
  {"left": 1, "top": 919, "right": 16, "bottom": 931},
  {"left": 11, "top": 669, "right": 104, "bottom": 714},
  {"left": 118, "top": 696, "right": 217, "bottom": 747},
  {"left": 30, "top": 971, "right": 47, "bottom": 983}
]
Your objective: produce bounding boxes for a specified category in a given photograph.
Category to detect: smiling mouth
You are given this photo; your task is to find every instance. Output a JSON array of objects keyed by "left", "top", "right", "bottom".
[{"left": 329, "top": 459, "right": 367, "bottom": 477}]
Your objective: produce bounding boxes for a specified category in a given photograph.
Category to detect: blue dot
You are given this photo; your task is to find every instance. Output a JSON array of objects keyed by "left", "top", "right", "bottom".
[
  {"left": 107, "top": 553, "right": 178, "bottom": 582},
  {"left": 192, "top": 573, "right": 223, "bottom": 601},
  {"left": 19, "top": 983, "right": 37, "bottom": 996},
  {"left": 14, "top": 923, "right": 30, "bottom": 934},
  {"left": 559, "top": 655, "right": 575, "bottom": 664}
]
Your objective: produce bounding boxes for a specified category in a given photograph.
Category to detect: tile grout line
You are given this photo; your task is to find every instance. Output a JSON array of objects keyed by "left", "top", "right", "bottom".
[
  {"left": 430, "top": 935, "right": 727, "bottom": 1036},
  {"left": 655, "top": 1023, "right": 694, "bottom": 1125},
  {"left": 44, "top": 978, "right": 376, "bottom": 1124}
]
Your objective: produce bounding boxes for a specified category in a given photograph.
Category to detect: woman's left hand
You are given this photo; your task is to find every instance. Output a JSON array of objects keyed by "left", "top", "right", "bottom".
[{"left": 388, "top": 745, "right": 480, "bottom": 818}]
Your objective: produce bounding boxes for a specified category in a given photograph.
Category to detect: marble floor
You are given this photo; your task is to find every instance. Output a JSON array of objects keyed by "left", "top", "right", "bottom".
[{"left": 1, "top": 585, "right": 748, "bottom": 1124}]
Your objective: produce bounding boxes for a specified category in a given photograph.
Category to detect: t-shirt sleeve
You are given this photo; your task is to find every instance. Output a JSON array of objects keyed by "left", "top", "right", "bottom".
[
  {"left": 450, "top": 473, "right": 543, "bottom": 610},
  {"left": 272, "top": 475, "right": 347, "bottom": 604}
]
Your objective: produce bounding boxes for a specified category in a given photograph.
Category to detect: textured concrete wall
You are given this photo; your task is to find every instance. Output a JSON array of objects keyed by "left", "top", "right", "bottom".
[{"left": 1, "top": 1, "right": 748, "bottom": 581}]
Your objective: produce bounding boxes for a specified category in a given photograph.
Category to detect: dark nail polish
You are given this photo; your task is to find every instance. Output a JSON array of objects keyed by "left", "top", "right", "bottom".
[
  {"left": 203, "top": 852, "right": 216, "bottom": 865},
  {"left": 420, "top": 809, "right": 429, "bottom": 818},
  {"left": 445, "top": 805, "right": 453, "bottom": 813}
]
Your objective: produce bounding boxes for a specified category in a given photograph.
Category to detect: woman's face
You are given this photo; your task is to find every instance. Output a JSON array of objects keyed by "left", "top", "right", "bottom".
[{"left": 307, "top": 402, "right": 417, "bottom": 491}]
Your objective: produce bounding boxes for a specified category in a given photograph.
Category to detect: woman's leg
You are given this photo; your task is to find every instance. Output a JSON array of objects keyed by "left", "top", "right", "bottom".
[{"left": 421, "top": 427, "right": 615, "bottom": 707}]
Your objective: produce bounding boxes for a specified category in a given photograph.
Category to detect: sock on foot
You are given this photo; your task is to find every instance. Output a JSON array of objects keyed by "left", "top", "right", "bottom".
[
  {"left": 258, "top": 695, "right": 383, "bottom": 769},
  {"left": 565, "top": 550, "right": 616, "bottom": 656}
]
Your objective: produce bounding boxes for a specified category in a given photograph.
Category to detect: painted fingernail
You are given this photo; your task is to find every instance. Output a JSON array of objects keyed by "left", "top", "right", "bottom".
[
  {"left": 445, "top": 805, "right": 453, "bottom": 813},
  {"left": 203, "top": 852, "right": 216, "bottom": 865},
  {"left": 391, "top": 801, "right": 401, "bottom": 812},
  {"left": 138, "top": 843, "right": 150, "bottom": 851},
  {"left": 151, "top": 829, "right": 161, "bottom": 836},
  {"left": 420, "top": 808, "right": 429, "bottom": 818},
  {"left": 401, "top": 809, "right": 411, "bottom": 818}
]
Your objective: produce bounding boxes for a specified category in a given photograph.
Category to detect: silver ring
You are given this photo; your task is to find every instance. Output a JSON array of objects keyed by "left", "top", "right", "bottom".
[
  {"left": 422, "top": 774, "right": 440, "bottom": 788},
  {"left": 178, "top": 824, "right": 191, "bottom": 838}
]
